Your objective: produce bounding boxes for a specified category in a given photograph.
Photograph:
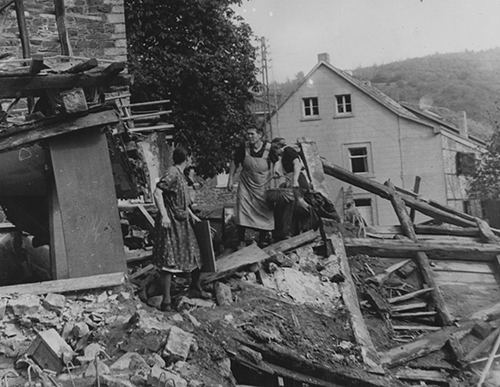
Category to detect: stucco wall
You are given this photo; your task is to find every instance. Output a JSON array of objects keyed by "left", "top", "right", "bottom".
[
  {"left": 440, "top": 133, "right": 484, "bottom": 212},
  {"left": 272, "top": 64, "right": 448, "bottom": 225},
  {"left": 0, "top": 0, "right": 126, "bottom": 61}
]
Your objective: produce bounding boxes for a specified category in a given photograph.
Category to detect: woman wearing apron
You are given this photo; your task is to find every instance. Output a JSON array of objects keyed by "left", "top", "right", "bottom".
[{"left": 228, "top": 127, "right": 277, "bottom": 248}]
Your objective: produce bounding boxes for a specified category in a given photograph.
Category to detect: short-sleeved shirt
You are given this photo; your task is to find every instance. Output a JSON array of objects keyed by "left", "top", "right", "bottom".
[
  {"left": 233, "top": 141, "right": 278, "bottom": 166},
  {"left": 281, "top": 146, "right": 301, "bottom": 174}
]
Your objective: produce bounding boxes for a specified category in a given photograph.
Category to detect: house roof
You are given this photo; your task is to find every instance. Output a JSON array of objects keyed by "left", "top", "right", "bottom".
[
  {"left": 276, "top": 60, "right": 434, "bottom": 129},
  {"left": 402, "top": 103, "right": 487, "bottom": 147}
]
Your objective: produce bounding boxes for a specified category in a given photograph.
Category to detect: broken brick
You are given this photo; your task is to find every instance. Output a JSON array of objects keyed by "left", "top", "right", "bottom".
[{"left": 43, "top": 293, "right": 66, "bottom": 311}]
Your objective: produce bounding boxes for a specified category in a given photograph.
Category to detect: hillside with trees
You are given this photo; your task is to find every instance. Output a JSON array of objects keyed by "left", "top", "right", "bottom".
[{"left": 353, "top": 48, "right": 500, "bottom": 137}]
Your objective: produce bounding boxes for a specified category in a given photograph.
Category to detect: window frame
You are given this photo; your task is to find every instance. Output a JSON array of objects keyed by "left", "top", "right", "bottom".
[
  {"left": 302, "top": 97, "right": 320, "bottom": 119},
  {"left": 335, "top": 94, "right": 353, "bottom": 117},
  {"left": 342, "top": 142, "right": 374, "bottom": 177}
]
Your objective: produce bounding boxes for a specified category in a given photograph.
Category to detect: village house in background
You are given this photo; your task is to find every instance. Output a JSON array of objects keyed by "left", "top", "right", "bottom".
[{"left": 271, "top": 53, "right": 486, "bottom": 226}]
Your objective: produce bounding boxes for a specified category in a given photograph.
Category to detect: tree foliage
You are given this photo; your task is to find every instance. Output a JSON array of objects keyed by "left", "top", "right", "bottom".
[
  {"left": 353, "top": 48, "right": 500, "bottom": 137},
  {"left": 469, "top": 109, "right": 500, "bottom": 200},
  {"left": 125, "top": 0, "right": 258, "bottom": 177}
]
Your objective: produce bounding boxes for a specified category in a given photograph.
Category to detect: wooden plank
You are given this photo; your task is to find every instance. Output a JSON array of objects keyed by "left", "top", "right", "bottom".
[
  {"left": 392, "top": 325, "right": 442, "bottom": 332},
  {"left": 53, "top": 0, "right": 72, "bottom": 56},
  {"left": 380, "top": 321, "right": 475, "bottom": 366},
  {"left": 391, "top": 302, "right": 427, "bottom": 313},
  {"left": 49, "top": 184, "right": 68, "bottom": 279},
  {"left": 344, "top": 238, "right": 500, "bottom": 262},
  {"left": 125, "top": 249, "right": 152, "bottom": 263},
  {"left": 0, "top": 72, "right": 129, "bottom": 98},
  {"left": 394, "top": 368, "right": 448, "bottom": 384},
  {"left": 470, "top": 302, "right": 500, "bottom": 321},
  {"left": 129, "top": 263, "right": 155, "bottom": 280},
  {"left": 193, "top": 220, "right": 216, "bottom": 273},
  {"left": 476, "top": 218, "right": 500, "bottom": 244},
  {"left": 434, "top": 271, "right": 497, "bottom": 285},
  {"left": 431, "top": 261, "right": 492, "bottom": 274},
  {"left": 367, "top": 259, "right": 412, "bottom": 285},
  {"left": 388, "top": 288, "right": 434, "bottom": 304},
  {"left": 368, "top": 224, "right": 481, "bottom": 238},
  {"left": 392, "top": 311, "right": 437, "bottom": 319},
  {"left": 331, "top": 234, "right": 382, "bottom": 371},
  {"left": 49, "top": 127, "right": 126, "bottom": 278},
  {"left": 201, "top": 229, "right": 318, "bottom": 284},
  {"left": 0, "top": 272, "right": 124, "bottom": 296},
  {"left": 0, "top": 109, "right": 119, "bottom": 153}
]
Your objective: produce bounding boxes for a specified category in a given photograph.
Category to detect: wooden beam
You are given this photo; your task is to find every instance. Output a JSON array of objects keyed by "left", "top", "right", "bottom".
[
  {"left": 391, "top": 302, "right": 427, "bottom": 313},
  {"left": 14, "top": 0, "right": 30, "bottom": 59},
  {"left": 476, "top": 217, "right": 500, "bottom": 244},
  {"left": 367, "top": 224, "right": 481, "bottom": 238},
  {"left": 0, "top": 272, "right": 125, "bottom": 296},
  {"left": 0, "top": 71, "right": 129, "bottom": 98},
  {"left": 29, "top": 54, "right": 45, "bottom": 75},
  {"left": 366, "top": 259, "right": 412, "bottom": 285},
  {"left": 0, "top": 0, "right": 14, "bottom": 13},
  {"left": 331, "top": 234, "right": 382, "bottom": 371},
  {"left": 53, "top": 0, "right": 72, "bottom": 56},
  {"left": 385, "top": 180, "right": 453, "bottom": 326},
  {"left": 0, "top": 109, "right": 119, "bottom": 153},
  {"left": 201, "top": 230, "right": 319, "bottom": 285},
  {"left": 409, "top": 175, "right": 421, "bottom": 222},
  {"left": 344, "top": 238, "right": 500, "bottom": 261},
  {"left": 64, "top": 58, "right": 98, "bottom": 74},
  {"left": 380, "top": 321, "right": 475, "bottom": 366},
  {"left": 388, "top": 288, "right": 434, "bottom": 304},
  {"left": 322, "top": 160, "right": 498, "bottom": 232},
  {"left": 393, "top": 368, "right": 448, "bottom": 384},
  {"left": 477, "top": 329, "right": 500, "bottom": 387}
]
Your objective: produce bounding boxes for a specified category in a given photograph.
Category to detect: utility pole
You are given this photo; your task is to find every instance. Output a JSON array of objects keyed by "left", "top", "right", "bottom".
[{"left": 260, "top": 36, "right": 272, "bottom": 138}]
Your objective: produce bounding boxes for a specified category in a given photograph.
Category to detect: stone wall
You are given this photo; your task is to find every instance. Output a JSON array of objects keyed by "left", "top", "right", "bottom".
[{"left": 0, "top": 0, "right": 127, "bottom": 61}]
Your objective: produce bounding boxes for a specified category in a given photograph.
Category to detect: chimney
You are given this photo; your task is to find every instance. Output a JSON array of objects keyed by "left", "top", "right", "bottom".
[
  {"left": 317, "top": 53, "right": 330, "bottom": 63},
  {"left": 459, "top": 110, "right": 468, "bottom": 138}
]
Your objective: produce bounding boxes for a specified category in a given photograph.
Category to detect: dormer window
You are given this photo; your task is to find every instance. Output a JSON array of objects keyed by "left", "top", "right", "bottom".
[
  {"left": 335, "top": 94, "right": 352, "bottom": 115},
  {"left": 303, "top": 97, "right": 319, "bottom": 117}
]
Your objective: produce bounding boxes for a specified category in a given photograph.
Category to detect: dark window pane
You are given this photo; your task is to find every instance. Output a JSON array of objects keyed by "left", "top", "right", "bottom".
[
  {"left": 349, "top": 147, "right": 367, "bottom": 156},
  {"left": 354, "top": 198, "right": 371, "bottom": 207},
  {"left": 312, "top": 105, "right": 319, "bottom": 115},
  {"left": 351, "top": 157, "right": 368, "bottom": 173}
]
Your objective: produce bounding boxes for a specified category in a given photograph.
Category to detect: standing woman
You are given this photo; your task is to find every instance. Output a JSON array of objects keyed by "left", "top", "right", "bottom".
[
  {"left": 153, "top": 146, "right": 209, "bottom": 311},
  {"left": 227, "top": 127, "right": 276, "bottom": 248}
]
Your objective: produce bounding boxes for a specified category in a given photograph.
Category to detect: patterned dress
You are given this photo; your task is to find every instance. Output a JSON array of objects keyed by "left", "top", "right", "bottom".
[{"left": 153, "top": 166, "right": 201, "bottom": 273}]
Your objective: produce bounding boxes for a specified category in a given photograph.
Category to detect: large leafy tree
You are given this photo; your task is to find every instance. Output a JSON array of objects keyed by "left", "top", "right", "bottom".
[
  {"left": 125, "top": 0, "right": 258, "bottom": 177},
  {"left": 469, "top": 106, "right": 500, "bottom": 199}
]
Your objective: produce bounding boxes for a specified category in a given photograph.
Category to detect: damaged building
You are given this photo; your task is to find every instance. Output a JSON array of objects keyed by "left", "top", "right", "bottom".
[{"left": 0, "top": 1, "right": 500, "bottom": 387}]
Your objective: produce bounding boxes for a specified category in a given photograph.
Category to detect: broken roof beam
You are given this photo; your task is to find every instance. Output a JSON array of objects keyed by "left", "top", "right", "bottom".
[
  {"left": 14, "top": 0, "right": 30, "bottom": 59},
  {"left": 53, "top": 0, "right": 72, "bottom": 56},
  {"left": 0, "top": 108, "right": 119, "bottom": 153},
  {"left": 0, "top": 64, "right": 128, "bottom": 98},
  {"left": 386, "top": 180, "right": 453, "bottom": 326},
  {"left": 322, "top": 160, "right": 500, "bottom": 233},
  {"left": 343, "top": 238, "right": 500, "bottom": 261}
]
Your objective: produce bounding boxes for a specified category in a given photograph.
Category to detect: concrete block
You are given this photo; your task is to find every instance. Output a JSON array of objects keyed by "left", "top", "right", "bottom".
[
  {"left": 146, "top": 353, "right": 166, "bottom": 368},
  {"left": 214, "top": 282, "right": 232, "bottom": 306},
  {"left": 43, "top": 293, "right": 66, "bottom": 310},
  {"left": 162, "top": 326, "right": 194, "bottom": 363}
]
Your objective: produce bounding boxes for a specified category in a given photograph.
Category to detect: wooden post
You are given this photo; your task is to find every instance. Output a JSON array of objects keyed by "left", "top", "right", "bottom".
[
  {"left": 385, "top": 180, "right": 453, "bottom": 326},
  {"left": 14, "top": 0, "right": 30, "bottom": 58},
  {"left": 53, "top": 0, "right": 72, "bottom": 56},
  {"left": 409, "top": 176, "right": 421, "bottom": 222}
]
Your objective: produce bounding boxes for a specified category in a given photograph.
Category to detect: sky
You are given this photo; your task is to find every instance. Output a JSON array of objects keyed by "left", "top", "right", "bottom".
[{"left": 234, "top": 0, "right": 500, "bottom": 82}]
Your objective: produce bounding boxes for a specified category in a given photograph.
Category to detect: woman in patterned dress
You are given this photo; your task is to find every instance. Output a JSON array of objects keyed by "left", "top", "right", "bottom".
[{"left": 153, "top": 146, "right": 210, "bottom": 311}]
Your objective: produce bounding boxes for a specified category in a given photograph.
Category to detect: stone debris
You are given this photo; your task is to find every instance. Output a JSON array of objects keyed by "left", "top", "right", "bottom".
[
  {"left": 148, "top": 365, "right": 188, "bottom": 387},
  {"left": 43, "top": 293, "right": 66, "bottom": 311},
  {"left": 110, "top": 352, "right": 149, "bottom": 372},
  {"left": 84, "top": 358, "right": 110, "bottom": 377},
  {"left": 162, "top": 326, "right": 194, "bottom": 363},
  {"left": 215, "top": 282, "right": 233, "bottom": 306},
  {"left": 9, "top": 294, "right": 40, "bottom": 316}
]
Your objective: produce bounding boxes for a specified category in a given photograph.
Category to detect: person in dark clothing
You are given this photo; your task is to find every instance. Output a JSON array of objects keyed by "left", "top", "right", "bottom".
[{"left": 271, "top": 138, "right": 311, "bottom": 240}]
